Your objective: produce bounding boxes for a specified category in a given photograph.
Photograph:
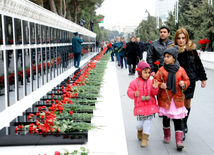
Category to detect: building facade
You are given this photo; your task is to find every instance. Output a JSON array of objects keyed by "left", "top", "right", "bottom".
[{"left": 155, "top": 0, "right": 177, "bottom": 21}]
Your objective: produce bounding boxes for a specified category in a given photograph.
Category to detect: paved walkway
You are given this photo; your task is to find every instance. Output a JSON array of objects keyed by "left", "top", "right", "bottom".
[{"left": 117, "top": 54, "right": 214, "bottom": 155}]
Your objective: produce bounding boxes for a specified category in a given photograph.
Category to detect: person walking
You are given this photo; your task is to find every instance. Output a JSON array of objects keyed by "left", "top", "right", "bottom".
[
  {"left": 147, "top": 26, "right": 173, "bottom": 76},
  {"left": 125, "top": 36, "right": 140, "bottom": 75},
  {"left": 90, "top": 20, "right": 94, "bottom": 32},
  {"left": 153, "top": 46, "right": 190, "bottom": 151},
  {"left": 100, "top": 41, "right": 104, "bottom": 51},
  {"left": 168, "top": 28, "right": 207, "bottom": 140},
  {"left": 95, "top": 40, "right": 99, "bottom": 52},
  {"left": 118, "top": 37, "right": 127, "bottom": 69},
  {"left": 127, "top": 61, "right": 159, "bottom": 147},
  {"left": 72, "top": 32, "right": 83, "bottom": 68},
  {"left": 137, "top": 37, "right": 145, "bottom": 60},
  {"left": 113, "top": 37, "right": 121, "bottom": 66}
]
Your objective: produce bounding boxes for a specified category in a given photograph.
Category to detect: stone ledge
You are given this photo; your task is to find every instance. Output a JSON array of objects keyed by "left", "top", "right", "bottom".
[{"left": 0, "top": 0, "right": 96, "bottom": 38}]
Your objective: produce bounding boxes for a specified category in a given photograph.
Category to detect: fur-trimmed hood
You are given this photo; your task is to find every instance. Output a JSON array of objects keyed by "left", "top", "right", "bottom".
[{"left": 168, "top": 41, "right": 196, "bottom": 53}]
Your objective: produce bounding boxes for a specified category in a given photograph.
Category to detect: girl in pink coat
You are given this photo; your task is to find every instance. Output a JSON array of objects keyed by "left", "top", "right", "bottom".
[{"left": 127, "top": 61, "right": 159, "bottom": 147}]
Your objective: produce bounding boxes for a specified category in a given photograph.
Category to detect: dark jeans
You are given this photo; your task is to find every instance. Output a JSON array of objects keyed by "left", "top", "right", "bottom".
[
  {"left": 110, "top": 52, "right": 114, "bottom": 61},
  {"left": 96, "top": 46, "right": 99, "bottom": 52},
  {"left": 120, "top": 56, "right": 127, "bottom": 68},
  {"left": 74, "top": 53, "right": 81, "bottom": 68},
  {"left": 115, "top": 52, "right": 120, "bottom": 65},
  {"left": 163, "top": 116, "right": 182, "bottom": 131}
]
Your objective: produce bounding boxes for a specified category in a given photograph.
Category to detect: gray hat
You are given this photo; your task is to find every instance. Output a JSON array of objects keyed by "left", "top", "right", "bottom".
[
  {"left": 164, "top": 46, "right": 179, "bottom": 60},
  {"left": 74, "top": 32, "right": 78, "bottom": 35}
]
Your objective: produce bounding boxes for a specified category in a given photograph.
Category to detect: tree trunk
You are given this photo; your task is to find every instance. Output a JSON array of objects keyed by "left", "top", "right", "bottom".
[
  {"left": 49, "top": 0, "right": 58, "bottom": 14},
  {"left": 58, "top": 0, "right": 63, "bottom": 17},
  {"left": 63, "top": 0, "right": 67, "bottom": 18},
  {"left": 208, "top": 35, "right": 213, "bottom": 52},
  {"left": 73, "top": 0, "right": 81, "bottom": 24},
  {"left": 39, "top": 0, "right": 44, "bottom": 7},
  {"left": 66, "top": 5, "right": 72, "bottom": 21}
]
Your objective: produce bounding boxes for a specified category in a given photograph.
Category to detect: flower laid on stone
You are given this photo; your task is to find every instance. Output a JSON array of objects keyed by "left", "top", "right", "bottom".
[{"left": 14, "top": 50, "right": 110, "bottom": 135}]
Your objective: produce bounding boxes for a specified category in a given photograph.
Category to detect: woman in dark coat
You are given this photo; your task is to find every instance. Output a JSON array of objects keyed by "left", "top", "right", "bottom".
[
  {"left": 125, "top": 36, "right": 140, "bottom": 75},
  {"left": 168, "top": 28, "right": 207, "bottom": 140}
]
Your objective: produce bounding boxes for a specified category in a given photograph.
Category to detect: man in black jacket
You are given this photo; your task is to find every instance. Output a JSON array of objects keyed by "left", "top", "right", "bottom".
[
  {"left": 125, "top": 36, "right": 140, "bottom": 75},
  {"left": 146, "top": 26, "right": 173, "bottom": 76}
]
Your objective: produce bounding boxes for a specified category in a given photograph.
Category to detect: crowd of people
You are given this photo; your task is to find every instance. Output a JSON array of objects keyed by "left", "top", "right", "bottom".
[{"left": 104, "top": 26, "right": 207, "bottom": 151}]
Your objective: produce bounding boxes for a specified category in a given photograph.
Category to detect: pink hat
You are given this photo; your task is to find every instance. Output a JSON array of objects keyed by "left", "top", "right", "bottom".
[{"left": 137, "top": 61, "right": 151, "bottom": 78}]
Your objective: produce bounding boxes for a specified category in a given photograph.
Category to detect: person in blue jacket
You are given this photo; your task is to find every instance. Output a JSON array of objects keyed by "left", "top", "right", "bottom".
[
  {"left": 72, "top": 32, "right": 83, "bottom": 68},
  {"left": 118, "top": 37, "right": 127, "bottom": 69},
  {"left": 113, "top": 37, "right": 121, "bottom": 66}
]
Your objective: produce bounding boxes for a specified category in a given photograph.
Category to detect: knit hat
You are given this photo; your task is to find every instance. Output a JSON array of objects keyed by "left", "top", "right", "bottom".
[
  {"left": 164, "top": 46, "right": 179, "bottom": 60},
  {"left": 137, "top": 61, "right": 151, "bottom": 78}
]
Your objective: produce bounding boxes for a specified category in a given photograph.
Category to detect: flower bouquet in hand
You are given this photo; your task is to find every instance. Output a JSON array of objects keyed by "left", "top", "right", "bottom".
[{"left": 118, "top": 42, "right": 127, "bottom": 53}]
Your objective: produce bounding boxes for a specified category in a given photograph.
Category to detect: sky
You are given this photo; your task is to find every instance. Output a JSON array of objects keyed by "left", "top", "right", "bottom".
[{"left": 96, "top": 0, "right": 156, "bottom": 28}]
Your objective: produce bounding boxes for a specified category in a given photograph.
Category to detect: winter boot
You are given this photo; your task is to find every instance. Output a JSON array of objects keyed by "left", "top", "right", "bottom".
[
  {"left": 163, "top": 127, "right": 171, "bottom": 144},
  {"left": 137, "top": 130, "right": 143, "bottom": 140},
  {"left": 141, "top": 133, "right": 149, "bottom": 147},
  {"left": 175, "top": 131, "right": 184, "bottom": 151}
]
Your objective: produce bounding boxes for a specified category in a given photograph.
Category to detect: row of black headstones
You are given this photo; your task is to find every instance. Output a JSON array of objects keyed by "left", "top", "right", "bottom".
[{"left": 0, "top": 55, "right": 97, "bottom": 146}]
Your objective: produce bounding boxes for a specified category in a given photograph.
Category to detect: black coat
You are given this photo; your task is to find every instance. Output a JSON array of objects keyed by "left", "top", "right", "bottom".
[
  {"left": 169, "top": 43, "right": 207, "bottom": 81},
  {"left": 125, "top": 41, "right": 140, "bottom": 64},
  {"left": 178, "top": 49, "right": 207, "bottom": 81},
  {"left": 146, "top": 39, "right": 173, "bottom": 73}
]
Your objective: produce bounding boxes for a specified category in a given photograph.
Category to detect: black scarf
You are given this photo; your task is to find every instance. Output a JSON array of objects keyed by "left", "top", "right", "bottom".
[{"left": 164, "top": 61, "right": 180, "bottom": 93}]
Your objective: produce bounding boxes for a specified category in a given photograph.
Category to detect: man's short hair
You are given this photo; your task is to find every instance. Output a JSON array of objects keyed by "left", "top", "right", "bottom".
[
  {"left": 131, "top": 36, "right": 136, "bottom": 39},
  {"left": 121, "top": 37, "right": 124, "bottom": 39},
  {"left": 159, "top": 26, "right": 170, "bottom": 33}
]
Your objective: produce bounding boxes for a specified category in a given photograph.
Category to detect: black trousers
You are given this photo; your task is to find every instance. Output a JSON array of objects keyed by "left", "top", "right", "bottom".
[
  {"left": 128, "top": 63, "right": 136, "bottom": 74},
  {"left": 163, "top": 116, "right": 182, "bottom": 131}
]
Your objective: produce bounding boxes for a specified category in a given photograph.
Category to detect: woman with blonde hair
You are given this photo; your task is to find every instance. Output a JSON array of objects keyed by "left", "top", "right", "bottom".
[{"left": 168, "top": 28, "right": 207, "bottom": 140}]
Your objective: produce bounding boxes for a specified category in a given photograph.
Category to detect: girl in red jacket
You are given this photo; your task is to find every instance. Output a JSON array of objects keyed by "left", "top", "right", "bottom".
[
  {"left": 153, "top": 46, "right": 190, "bottom": 151},
  {"left": 127, "top": 61, "right": 159, "bottom": 147}
]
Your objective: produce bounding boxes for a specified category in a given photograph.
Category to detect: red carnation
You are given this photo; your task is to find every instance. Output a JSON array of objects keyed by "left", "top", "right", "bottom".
[
  {"left": 70, "top": 111, "right": 73, "bottom": 115},
  {"left": 154, "top": 61, "right": 160, "bottom": 65},
  {"left": 177, "top": 77, "right": 182, "bottom": 81},
  {"left": 135, "top": 68, "right": 141, "bottom": 72},
  {"left": 55, "top": 151, "right": 60, "bottom": 155}
]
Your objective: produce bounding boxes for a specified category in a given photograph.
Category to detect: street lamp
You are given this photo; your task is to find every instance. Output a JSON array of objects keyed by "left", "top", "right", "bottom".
[
  {"left": 157, "top": 11, "right": 159, "bottom": 29},
  {"left": 138, "top": 26, "right": 142, "bottom": 35},
  {"left": 175, "top": 0, "right": 179, "bottom": 30}
]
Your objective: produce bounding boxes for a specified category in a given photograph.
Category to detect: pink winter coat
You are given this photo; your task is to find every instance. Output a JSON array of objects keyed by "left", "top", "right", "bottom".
[{"left": 127, "top": 77, "right": 159, "bottom": 116}]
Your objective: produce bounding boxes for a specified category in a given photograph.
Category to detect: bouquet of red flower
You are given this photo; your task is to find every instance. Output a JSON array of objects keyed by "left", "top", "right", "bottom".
[
  {"left": 118, "top": 42, "right": 126, "bottom": 53},
  {"left": 198, "top": 39, "right": 210, "bottom": 51}
]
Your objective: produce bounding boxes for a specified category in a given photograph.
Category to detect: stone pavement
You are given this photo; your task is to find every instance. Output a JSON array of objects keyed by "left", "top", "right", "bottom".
[{"left": 116, "top": 55, "right": 214, "bottom": 155}]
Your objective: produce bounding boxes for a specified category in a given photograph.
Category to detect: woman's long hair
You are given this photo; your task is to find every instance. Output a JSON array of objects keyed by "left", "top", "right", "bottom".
[{"left": 174, "top": 28, "right": 191, "bottom": 51}]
